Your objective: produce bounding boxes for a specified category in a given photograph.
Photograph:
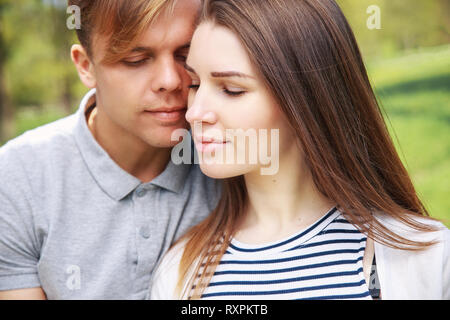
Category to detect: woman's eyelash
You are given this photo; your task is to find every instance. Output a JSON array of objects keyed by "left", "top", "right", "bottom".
[
  {"left": 177, "top": 55, "right": 188, "bottom": 62},
  {"left": 224, "top": 89, "right": 245, "bottom": 96},
  {"left": 188, "top": 84, "right": 245, "bottom": 97},
  {"left": 188, "top": 84, "right": 246, "bottom": 97}
]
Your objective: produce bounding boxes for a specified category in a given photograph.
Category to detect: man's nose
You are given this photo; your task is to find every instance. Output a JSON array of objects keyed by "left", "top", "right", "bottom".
[{"left": 151, "top": 57, "right": 183, "bottom": 93}]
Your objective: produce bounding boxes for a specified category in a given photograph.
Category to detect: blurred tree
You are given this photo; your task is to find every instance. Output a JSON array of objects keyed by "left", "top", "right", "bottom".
[
  {"left": 337, "top": 0, "right": 450, "bottom": 58},
  {"left": 46, "top": 0, "right": 79, "bottom": 114},
  {"left": 0, "top": 0, "right": 14, "bottom": 142},
  {"left": 2, "top": 0, "right": 82, "bottom": 123},
  {"left": 437, "top": 0, "right": 450, "bottom": 41},
  {"left": 4, "top": 0, "right": 58, "bottom": 108}
]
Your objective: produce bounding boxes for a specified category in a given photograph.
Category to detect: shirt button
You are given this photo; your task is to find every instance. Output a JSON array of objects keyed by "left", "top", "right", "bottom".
[
  {"left": 136, "top": 188, "right": 147, "bottom": 198},
  {"left": 139, "top": 226, "right": 151, "bottom": 239}
]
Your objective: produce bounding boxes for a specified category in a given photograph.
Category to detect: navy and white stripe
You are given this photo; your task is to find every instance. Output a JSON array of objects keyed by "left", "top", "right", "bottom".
[{"left": 200, "top": 207, "right": 372, "bottom": 300}]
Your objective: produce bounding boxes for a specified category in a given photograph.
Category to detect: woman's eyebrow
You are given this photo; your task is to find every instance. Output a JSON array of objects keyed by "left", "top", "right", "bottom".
[
  {"left": 184, "top": 63, "right": 255, "bottom": 79},
  {"left": 210, "top": 71, "right": 255, "bottom": 79},
  {"left": 184, "top": 62, "right": 197, "bottom": 74}
]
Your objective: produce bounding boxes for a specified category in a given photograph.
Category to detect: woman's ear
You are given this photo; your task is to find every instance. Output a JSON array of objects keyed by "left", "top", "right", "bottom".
[{"left": 71, "top": 44, "right": 96, "bottom": 89}]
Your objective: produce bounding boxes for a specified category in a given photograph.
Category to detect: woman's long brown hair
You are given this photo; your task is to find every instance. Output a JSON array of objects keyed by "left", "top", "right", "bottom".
[{"left": 175, "top": 0, "right": 440, "bottom": 299}]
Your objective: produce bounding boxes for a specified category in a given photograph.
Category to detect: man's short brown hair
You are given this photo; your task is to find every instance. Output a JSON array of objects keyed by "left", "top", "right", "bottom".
[{"left": 68, "top": 0, "right": 179, "bottom": 64}]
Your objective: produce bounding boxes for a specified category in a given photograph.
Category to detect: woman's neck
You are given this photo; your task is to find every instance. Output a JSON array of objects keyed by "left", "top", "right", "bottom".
[{"left": 236, "top": 148, "right": 335, "bottom": 245}]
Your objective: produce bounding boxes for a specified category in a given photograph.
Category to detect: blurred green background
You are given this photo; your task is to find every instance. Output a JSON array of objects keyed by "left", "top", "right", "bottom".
[{"left": 0, "top": 0, "right": 449, "bottom": 226}]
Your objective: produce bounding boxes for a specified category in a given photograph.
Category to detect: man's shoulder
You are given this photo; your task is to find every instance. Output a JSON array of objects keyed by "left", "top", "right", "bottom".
[
  {"left": 0, "top": 113, "right": 80, "bottom": 184},
  {"left": 187, "top": 163, "right": 221, "bottom": 187},
  {"left": 0, "top": 113, "right": 78, "bottom": 161},
  {"left": 185, "top": 164, "right": 223, "bottom": 209}
]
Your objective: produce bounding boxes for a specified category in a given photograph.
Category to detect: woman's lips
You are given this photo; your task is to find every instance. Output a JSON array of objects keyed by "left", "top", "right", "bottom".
[
  {"left": 194, "top": 137, "right": 230, "bottom": 153},
  {"left": 196, "top": 141, "right": 229, "bottom": 153}
]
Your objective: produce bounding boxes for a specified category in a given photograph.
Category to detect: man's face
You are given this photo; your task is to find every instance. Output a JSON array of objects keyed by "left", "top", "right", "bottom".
[{"left": 90, "top": 0, "right": 199, "bottom": 148}]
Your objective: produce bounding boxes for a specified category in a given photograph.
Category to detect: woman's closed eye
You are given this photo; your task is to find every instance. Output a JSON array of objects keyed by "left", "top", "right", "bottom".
[
  {"left": 188, "top": 84, "right": 246, "bottom": 97},
  {"left": 223, "top": 87, "right": 246, "bottom": 97}
]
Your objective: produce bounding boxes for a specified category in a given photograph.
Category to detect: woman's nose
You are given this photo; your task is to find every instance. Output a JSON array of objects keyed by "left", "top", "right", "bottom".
[{"left": 185, "top": 90, "right": 217, "bottom": 125}]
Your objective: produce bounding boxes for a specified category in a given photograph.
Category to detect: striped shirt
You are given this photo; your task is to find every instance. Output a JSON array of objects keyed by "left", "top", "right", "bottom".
[{"left": 200, "top": 207, "right": 372, "bottom": 300}]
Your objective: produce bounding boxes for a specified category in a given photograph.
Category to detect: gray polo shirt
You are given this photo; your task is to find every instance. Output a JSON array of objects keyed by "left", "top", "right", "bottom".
[{"left": 0, "top": 89, "right": 221, "bottom": 299}]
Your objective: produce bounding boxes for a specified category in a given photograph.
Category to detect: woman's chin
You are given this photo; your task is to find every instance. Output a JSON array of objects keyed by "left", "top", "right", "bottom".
[{"left": 198, "top": 163, "right": 254, "bottom": 179}]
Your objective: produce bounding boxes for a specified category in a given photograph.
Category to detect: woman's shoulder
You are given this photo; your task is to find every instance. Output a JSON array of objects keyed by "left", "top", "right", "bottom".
[
  {"left": 373, "top": 212, "right": 449, "bottom": 258},
  {"left": 150, "top": 240, "right": 188, "bottom": 300},
  {"left": 373, "top": 213, "right": 449, "bottom": 299},
  {"left": 374, "top": 212, "right": 449, "bottom": 244}
]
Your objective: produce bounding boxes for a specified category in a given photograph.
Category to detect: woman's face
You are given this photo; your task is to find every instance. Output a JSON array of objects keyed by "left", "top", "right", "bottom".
[{"left": 185, "top": 22, "right": 292, "bottom": 179}]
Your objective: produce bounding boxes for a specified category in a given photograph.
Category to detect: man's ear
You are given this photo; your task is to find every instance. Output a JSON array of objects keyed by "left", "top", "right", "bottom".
[{"left": 71, "top": 44, "right": 96, "bottom": 89}]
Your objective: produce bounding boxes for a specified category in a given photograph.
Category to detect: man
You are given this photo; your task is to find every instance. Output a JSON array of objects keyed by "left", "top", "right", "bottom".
[{"left": 0, "top": 0, "right": 219, "bottom": 299}]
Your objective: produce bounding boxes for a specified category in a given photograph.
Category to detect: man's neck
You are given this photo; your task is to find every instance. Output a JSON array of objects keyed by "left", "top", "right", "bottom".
[{"left": 86, "top": 105, "right": 171, "bottom": 183}]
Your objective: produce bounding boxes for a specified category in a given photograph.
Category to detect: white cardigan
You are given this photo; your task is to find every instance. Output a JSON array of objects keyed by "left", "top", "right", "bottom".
[
  {"left": 150, "top": 215, "right": 450, "bottom": 300},
  {"left": 372, "top": 215, "right": 449, "bottom": 299}
]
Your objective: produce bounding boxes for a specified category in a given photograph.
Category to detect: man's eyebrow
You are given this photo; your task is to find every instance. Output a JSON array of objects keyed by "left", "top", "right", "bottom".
[
  {"left": 130, "top": 43, "right": 190, "bottom": 54},
  {"left": 130, "top": 46, "right": 153, "bottom": 53}
]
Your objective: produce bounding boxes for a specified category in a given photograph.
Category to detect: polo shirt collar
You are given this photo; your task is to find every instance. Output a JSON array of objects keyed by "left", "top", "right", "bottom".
[
  {"left": 73, "top": 89, "right": 191, "bottom": 201},
  {"left": 151, "top": 158, "right": 191, "bottom": 194}
]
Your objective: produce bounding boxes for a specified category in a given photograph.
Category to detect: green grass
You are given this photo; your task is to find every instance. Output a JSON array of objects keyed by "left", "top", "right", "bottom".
[{"left": 367, "top": 44, "right": 450, "bottom": 226}]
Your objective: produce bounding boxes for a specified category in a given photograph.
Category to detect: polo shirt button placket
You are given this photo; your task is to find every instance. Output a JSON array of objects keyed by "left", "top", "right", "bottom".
[
  {"left": 136, "top": 188, "right": 147, "bottom": 198},
  {"left": 139, "top": 226, "right": 151, "bottom": 239}
]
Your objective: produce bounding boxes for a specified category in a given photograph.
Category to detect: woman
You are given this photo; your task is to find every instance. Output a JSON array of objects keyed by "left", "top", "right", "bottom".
[{"left": 151, "top": 0, "right": 449, "bottom": 299}]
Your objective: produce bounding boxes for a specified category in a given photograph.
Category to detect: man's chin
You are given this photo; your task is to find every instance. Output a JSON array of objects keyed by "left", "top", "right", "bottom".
[
  {"left": 140, "top": 123, "right": 189, "bottom": 148},
  {"left": 142, "top": 133, "right": 186, "bottom": 149}
]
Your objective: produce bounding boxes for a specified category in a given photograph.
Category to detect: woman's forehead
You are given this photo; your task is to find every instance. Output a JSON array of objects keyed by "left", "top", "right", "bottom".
[{"left": 188, "top": 22, "right": 256, "bottom": 76}]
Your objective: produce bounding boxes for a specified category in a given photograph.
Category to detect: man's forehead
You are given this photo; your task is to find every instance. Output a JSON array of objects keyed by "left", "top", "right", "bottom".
[
  {"left": 133, "top": 12, "right": 196, "bottom": 53},
  {"left": 92, "top": 0, "right": 199, "bottom": 63}
]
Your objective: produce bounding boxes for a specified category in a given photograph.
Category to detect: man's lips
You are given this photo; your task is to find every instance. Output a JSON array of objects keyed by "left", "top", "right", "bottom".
[
  {"left": 146, "top": 106, "right": 187, "bottom": 113},
  {"left": 143, "top": 106, "right": 187, "bottom": 122}
]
